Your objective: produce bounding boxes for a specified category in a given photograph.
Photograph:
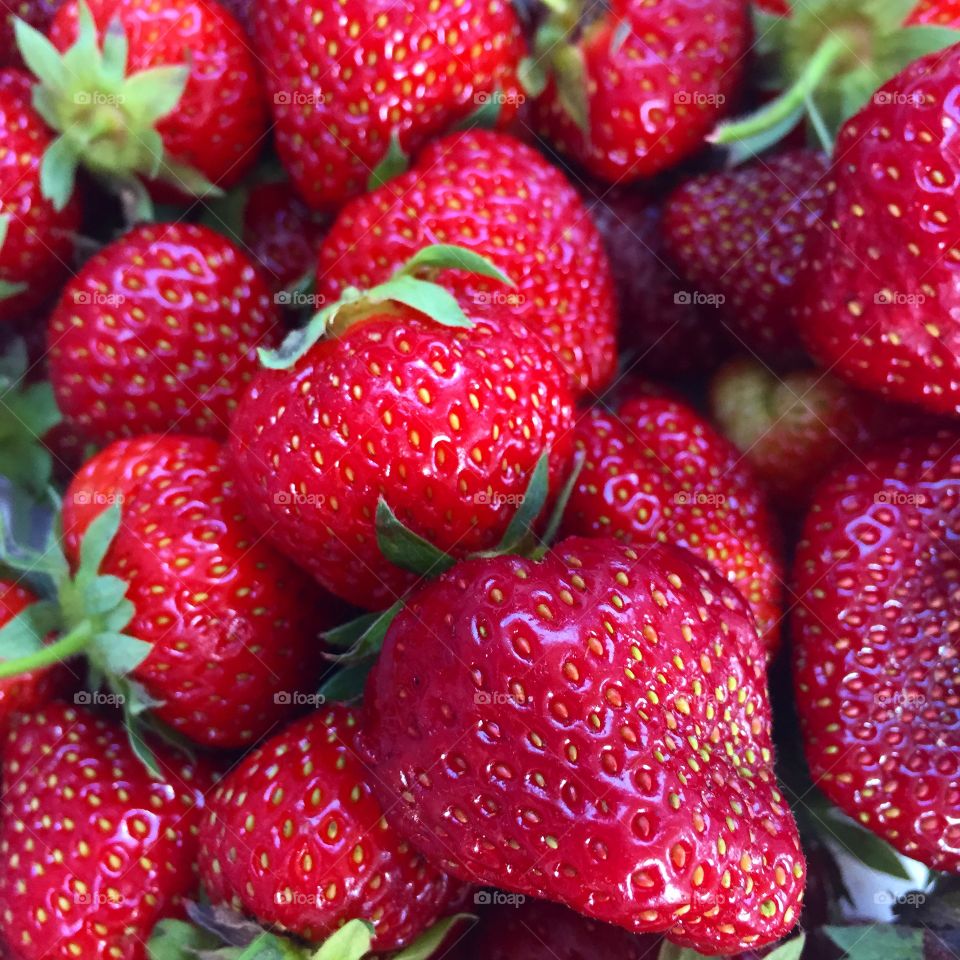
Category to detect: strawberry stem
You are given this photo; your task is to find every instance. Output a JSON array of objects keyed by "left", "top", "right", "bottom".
[{"left": 0, "top": 619, "right": 92, "bottom": 677}]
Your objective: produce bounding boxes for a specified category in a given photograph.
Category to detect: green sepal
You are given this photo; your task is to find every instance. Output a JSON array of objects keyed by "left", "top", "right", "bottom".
[
  {"left": 311, "top": 920, "right": 374, "bottom": 960},
  {"left": 716, "top": 98, "right": 807, "bottom": 167},
  {"left": 517, "top": 56, "right": 548, "bottom": 98},
  {"left": 367, "top": 132, "right": 409, "bottom": 190},
  {"left": 866, "top": 0, "right": 923, "bottom": 33},
  {"left": 609, "top": 19, "right": 631, "bottom": 56},
  {"left": 876, "top": 24, "right": 960, "bottom": 72},
  {"left": 364, "top": 275, "right": 473, "bottom": 330},
  {"left": 552, "top": 43, "right": 590, "bottom": 135},
  {"left": 40, "top": 134, "right": 80, "bottom": 213},
  {"left": 119, "top": 676, "right": 165, "bottom": 779},
  {"left": 14, "top": 17, "right": 67, "bottom": 94},
  {"left": 148, "top": 919, "right": 222, "bottom": 960},
  {"left": 101, "top": 17, "right": 128, "bottom": 80},
  {"left": 823, "top": 925, "right": 923, "bottom": 960},
  {"left": 495, "top": 450, "right": 550, "bottom": 554},
  {"left": 317, "top": 661, "right": 374, "bottom": 703},
  {"left": 92, "top": 631, "right": 152, "bottom": 675},
  {"left": 539, "top": 448, "right": 585, "bottom": 550},
  {"left": 452, "top": 90, "right": 502, "bottom": 131},
  {"left": 391, "top": 915, "right": 474, "bottom": 960},
  {"left": 323, "top": 600, "right": 403, "bottom": 666},
  {"left": 0, "top": 599, "right": 58, "bottom": 659},
  {"left": 398, "top": 244, "right": 513, "bottom": 286},
  {"left": 376, "top": 499, "right": 457, "bottom": 577},
  {"left": 77, "top": 503, "right": 122, "bottom": 579}
]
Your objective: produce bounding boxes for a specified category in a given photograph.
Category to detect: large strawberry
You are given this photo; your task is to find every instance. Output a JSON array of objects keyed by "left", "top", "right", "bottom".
[
  {"left": 0, "top": 67, "right": 80, "bottom": 321},
  {"left": 15, "top": 0, "right": 266, "bottom": 210},
  {"left": 253, "top": 0, "right": 524, "bottom": 211},
  {"left": 317, "top": 130, "right": 617, "bottom": 397},
  {"left": 195, "top": 705, "right": 465, "bottom": 953},
  {"left": 47, "top": 222, "right": 278, "bottom": 445},
  {"left": 560, "top": 384, "right": 783, "bottom": 653},
  {"left": 0, "top": 433, "right": 333, "bottom": 751},
  {"left": 363, "top": 537, "right": 806, "bottom": 954},
  {"left": 794, "top": 47, "right": 960, "bottom": 415},
  {"left": 0, "top": 703, "right": 209, "bottom": 960},
  {"left": 793, "top": 431, "right": 960, "bottom": 873},
  {"left": 230, "top": 245, "right": 575, "bottom": 610},
  {"left": 662, "top": 150, "right": 830, "bottom": 362},
  {"left": 526, "top": 0, "right": 748, "bottom": 183}
]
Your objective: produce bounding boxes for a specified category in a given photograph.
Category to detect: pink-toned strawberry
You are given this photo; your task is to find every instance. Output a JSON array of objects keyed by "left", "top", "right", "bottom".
[
  {"left": 794, "top": 47, "right": 960, "bottom": 415},
  {"left": 198, "top": 705, "right": 465, "bottom": 952},
  {"left": 560, "top": 384, "right": 783, "bottom": 653},
  {"left": 793, "top": 431, "right": 960, "bottom": 872},
  {"left": 16, "top": 0, "right": 266, "bottom": 209},
  {"left": 47, "top": 222, "right": 278, "bottom": 445},
  {"left": 527, "top": 0, "right": 748, "bottom": 183},
  {"left": 0, "top": 67, "right": 80, "bottom": 320},
  {"left": 317, "top": 130, "right": 617, "bottom": 397},
  {"left": 0, "top": 0, "right": 58, "bottom": 67},
  {"left": 0, "top": 703, "right": 209, "bottom": 960},
  {"left": 253, "top": 0, "right": 524, "bottom": 211},
  {"left": 363, "top": 536, "right": 806, "bottom": 955},
  {"left": 230, "top": 245, "right": 575, "bottom": 610},
  {"left": 663, "top": 150, "right": 830, "bottom": 362}
]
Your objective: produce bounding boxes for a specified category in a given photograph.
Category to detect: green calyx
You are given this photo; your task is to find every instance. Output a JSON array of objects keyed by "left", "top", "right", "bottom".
[
  {"left": 259, "top": 243, "right": 514, "bottom": 370},
  {"left": 713, "top": 0, "right": 960, "bottom": 163},
  {"left": 0, "top": 215, "right": 28, "bottom": 301},
  {"left": 15, "top": 0, "right": 221, "bottom": 212}
]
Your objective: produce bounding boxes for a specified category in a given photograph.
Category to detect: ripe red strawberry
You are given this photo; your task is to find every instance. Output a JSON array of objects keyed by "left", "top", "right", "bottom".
[
  {"left": 527, "top": 0, "right": 748, "bottom": 183},
  {"left": 584, "top": 184, "right": 731, "bottom": 378},
  {"left": 363, "top": 537, "right": 806, "bottom": 955},
  {"left": 0, "top": 67, "right": 80, "bottom": 321},
  {"left": 0, "top": 703, "right": 209, "bottom": 960},
  {"left": 560, "top": 384, "right": 783, "bottom": 653},
  {"left": 47, "top": 222, "right": 278, "bottom": 445},
  {"left": 795, "top": 47, "right": 960, "bottom": 415},
  {"left": 230, "top": 247, "right": 575, "bottom": 610},
  {"left": 198, "top": 705, "right": 465, "bottom": 951},
  {"left": 793, "top": 432, "right": 960, "bottom": 873},
  {"left": 17, "top": 0, "right": 266, "bottom": 208},
  {"left": 253, "top": 0, "right": 524, "bottom": 211},
  {"left": 0, "top": 0, "right": 58, "bottom": 67},
  {"left": 317, "top": 130, "right": 617, "bottom": 397},
  {"left": 710, "top": 358, "right": 931, "bottom": 508},
  {"left": 662, "top": 150, "right": 830, "bottom": 362}
]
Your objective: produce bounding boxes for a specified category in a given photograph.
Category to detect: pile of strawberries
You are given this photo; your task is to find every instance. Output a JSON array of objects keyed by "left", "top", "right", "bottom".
[{"left": 0, "top": 0, "right": 957, "bottom": 957}]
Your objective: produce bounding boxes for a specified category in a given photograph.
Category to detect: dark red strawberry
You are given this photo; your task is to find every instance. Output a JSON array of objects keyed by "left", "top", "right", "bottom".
[
  {"left": 795, "top": 47, "right": 960, "bottom": 415},
  {"left": 17, "top": 0, "right": 266, "bottom": 209},
  {"left": 793, "top": 431, "right": 960, "bottom": 873},
  {"left": 710, "top": 358, "right": 931, "bottom": 508},
  {"left": 47, "top": 222, "right": 278, "bottom": 445},
  {"left": 317, "top": 130, "right": 617, "bottom": 397},
  {"left": 0, "top": 67, "right": 80, "bottom": 321},
  {"left": 584, "top": 184, "right": 731, "bottom": 378},
  {"left": 253, "top": 0, "right": 524, "bottom": 211},
  {"left": 560, "top": 384, "right": 783, "bottom": 653},
  {"left": 230, "top": 246, "right": 575, "bottom": 610},
  {"left": 0, "top": 703, "right": 209, "bottom": 960},
  {"left": 363, "top": 537, "right": 806, "bottom": 954},
  {"left": 198, "top": 705, "right": 464, "bottom": 951},
  {"left": 0, "top": 0, "right": 58, "bottom": 67},
  {"left": 527, "top": 0, "right": 748, "bottom": 183},
  {"left": 662, "top": 150, "right": 830, "bottom": 362}
]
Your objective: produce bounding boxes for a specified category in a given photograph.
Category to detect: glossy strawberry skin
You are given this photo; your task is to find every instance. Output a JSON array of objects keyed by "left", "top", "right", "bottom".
[
  {"left": 47, "top": 223, "right": 278, "bottom": 445},
  {"left": 229, "top": 314, "right": 575, "bottom": 609},
  {"left": 63, "top": 434, "right": 332, "bottom": 748},
  {"left": 0, "top": 68, "right": 80, "bottom": 321},
  {"left": 363, "top": 537, "right": 806, "bottom": 955},
  {"left": 50, "top": 0, "right": 266, "bottom": 192},
  {"left": 0, "top": 703, "right": 210, "bottom": 960},
  {"left": 253, "top": 0, "right": 524, "bottom": 211},
  {"left": 793, "top": 432, "right": 960, "bottom": 872},
  {"left": 317, "top": 131, "right": 617, "bottom": 397},
  {"left": 796, "top": 47, "right": 960, "bottom": 414},
  {"left": 198, "top": 705, "right": 464, "bottom": 951},
  {"left": 663, "top": 150, "right": 830, "bottom": 362},
  {"left": 533, "top": 0, "right": 748, "bottom": 183},
  {"left": 560, "top": 386, "right": 783, "bottom": 653}
]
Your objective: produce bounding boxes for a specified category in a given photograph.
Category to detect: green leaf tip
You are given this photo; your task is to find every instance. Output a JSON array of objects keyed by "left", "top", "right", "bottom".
[
  {"left": 367, "top": 132, "right": 408, "bottom": 191},
  {"left": 375, "top": 499, "right": 457, "bottom": 578}
]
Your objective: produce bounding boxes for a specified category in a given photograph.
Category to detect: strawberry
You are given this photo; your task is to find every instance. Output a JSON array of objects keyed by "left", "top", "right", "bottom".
[
  {"left": 0, "top": 0, "right": 58, "bottom": 67},
  {"left": 197, "top": 705, "right": 465, "bottom": 951},
  {"left": 525, "top": 0, "right": 748, "bottom": 183},
  {"left": 793, "top": 431, "right": 960, "bottom": 873},
  {"left": 47, "top": 222, "right": 278, "bottom": 445},
  {"left": 362, "top": 536, "right": 806, "bottom": 954},
  {"left": 0, "top": 432, "right": 333, "bottom": 751},
  {"left": 317, "top": 130, "right": 617, "bottom": 397},
  {"left": 0, "top": 67, "right": 80, "bottom": 321},
  {"left": 714, "top": 0, "right": 960, "bottom": 162},
  {"left": 560, "top": 384, "right": 783, "bottom": 653},
  {"left": 16, "top": 0, "right": 266, "bottom": 210},
  {"left": 710, "top": 358, "right": 931, "bottom": 508},
  {"left": 794, "top": 47, "right": 960, "bottom": 415},
  {"left": 662, "top": 150, "right": 830, "bottom": 362},
  {"left": 230, "top": 245, "right": 575, "bottom": 610},
  {"left": 584, "top": 184, "right": 731, "bottom": 378},
  {"left": 253, "top": 0, "right": 524, "bottom": 211},
  {"left": 0, "top": 702, "right": 209, "bottom": 960}
]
